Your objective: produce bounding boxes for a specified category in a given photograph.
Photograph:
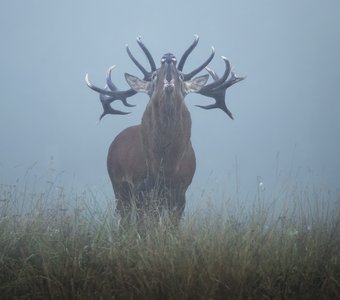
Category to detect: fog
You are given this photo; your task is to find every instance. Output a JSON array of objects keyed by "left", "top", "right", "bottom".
[{"left": 1, "top": 1, "right": 339, "bottom": 209}]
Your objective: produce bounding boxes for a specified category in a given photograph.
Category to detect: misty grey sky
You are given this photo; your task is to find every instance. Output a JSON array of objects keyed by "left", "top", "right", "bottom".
[{"left": 0, "top": 0, "right": 339, "bottom": 203}]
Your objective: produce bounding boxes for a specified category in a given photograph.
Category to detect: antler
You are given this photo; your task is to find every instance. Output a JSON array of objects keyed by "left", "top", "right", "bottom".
[
  {"left": 178, "top": 35, "right": 215, "bottom": 81},
  {"left": 86, "top": 35, "right": 244, "bottom": 120},
  {"left": 177, "top": 35, "right": 244, "bottom": 119},
  {"left": 85, "top": 37, "right": 155, "bottom": 119},
  {"left": 97, "top": 66, "right": 136, "bottom": 118},
  {"left": 196, "top": 56, "right": 245, "bottom": 119}
]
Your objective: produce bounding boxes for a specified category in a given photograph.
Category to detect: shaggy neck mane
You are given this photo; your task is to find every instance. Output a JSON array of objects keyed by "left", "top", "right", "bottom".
[{"left": 141, "top": 91, "right": 192, "bottom": 177}]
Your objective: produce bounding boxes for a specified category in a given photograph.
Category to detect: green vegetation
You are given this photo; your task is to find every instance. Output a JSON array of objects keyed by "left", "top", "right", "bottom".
[{"left": 0, "top": 181, "right": 339, "bottom": 299}]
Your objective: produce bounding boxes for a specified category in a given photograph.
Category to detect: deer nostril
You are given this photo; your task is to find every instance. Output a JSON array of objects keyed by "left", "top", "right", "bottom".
[{"left": 161, "top": 53, "right": 176, "bottom": 65}]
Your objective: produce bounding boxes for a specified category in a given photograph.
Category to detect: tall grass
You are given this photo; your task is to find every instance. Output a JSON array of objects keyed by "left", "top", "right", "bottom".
[{"left": 0, "top": 180, "right": 339, "bottom": 299}]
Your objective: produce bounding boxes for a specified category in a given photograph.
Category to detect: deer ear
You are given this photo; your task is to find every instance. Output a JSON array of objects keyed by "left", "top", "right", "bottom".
[
  {"left": 125, "top": 73, "right": 151, "bottom": 93},
  {"left": 184, "top": 74, "right": 209, "bottom": 93}
]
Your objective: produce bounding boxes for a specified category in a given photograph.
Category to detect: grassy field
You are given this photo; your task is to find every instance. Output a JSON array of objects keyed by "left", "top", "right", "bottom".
[{"left": 0, "top": 180, "right": 339, "bottom": 300}]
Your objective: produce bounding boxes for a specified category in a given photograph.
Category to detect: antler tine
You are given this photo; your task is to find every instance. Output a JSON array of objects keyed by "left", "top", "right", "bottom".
[
  {"left": 183, "top": 46, "right": 215, "bottom": 81},
  {"left": 106, "top": 66, "right": 135, "bottom": 107},
  {"left": 178, "top": 34, "right": 199, "bottom": 71},
  {"left": 200, "top": 57, "right": 231, "bottom": 91},
  {"left": 99, "top": 90, "right": 131, "bottom": 119},
  {"left": 205, "top": 67, "right": 219, "bottom": 81},
  {"left": 217, "top": 71, "right": 246, "bottom": 90},
  {"left": 136, "top": 36, "right": 157, "bottom": 72},
  {"left": 106, "top": 65, "right": 118, "bottom": 91},
  {"left": 86, "top": 73, "right": 135, "bottom": 98},
  {"left": 125, "top": 45, "right": 150, "bottom": 78},
  {"left": 196, "top": 100, "right": 234, "bottom": 119}
]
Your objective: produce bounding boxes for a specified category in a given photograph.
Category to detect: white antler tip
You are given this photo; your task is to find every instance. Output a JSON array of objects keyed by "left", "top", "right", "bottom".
[{"left": 85, "top": 73, "right": 91, "bottom": 85}]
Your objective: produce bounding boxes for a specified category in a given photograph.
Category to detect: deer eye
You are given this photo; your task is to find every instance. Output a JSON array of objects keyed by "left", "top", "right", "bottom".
[
  {"left": 178, "top": 72, "right": 184, "bottom": 80},
  {"left": 151, "top": 72, "right": 157, "bottom": 80}
]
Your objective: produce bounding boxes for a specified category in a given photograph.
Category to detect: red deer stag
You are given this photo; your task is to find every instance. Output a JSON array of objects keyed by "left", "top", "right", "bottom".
[{"left": 86, "top": 36, "right": 244, "bottom": 223}]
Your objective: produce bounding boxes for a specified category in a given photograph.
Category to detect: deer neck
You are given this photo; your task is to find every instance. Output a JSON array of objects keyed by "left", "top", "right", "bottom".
[{"left": 141, "top": 93, "right": 192, "bottom": 177}]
